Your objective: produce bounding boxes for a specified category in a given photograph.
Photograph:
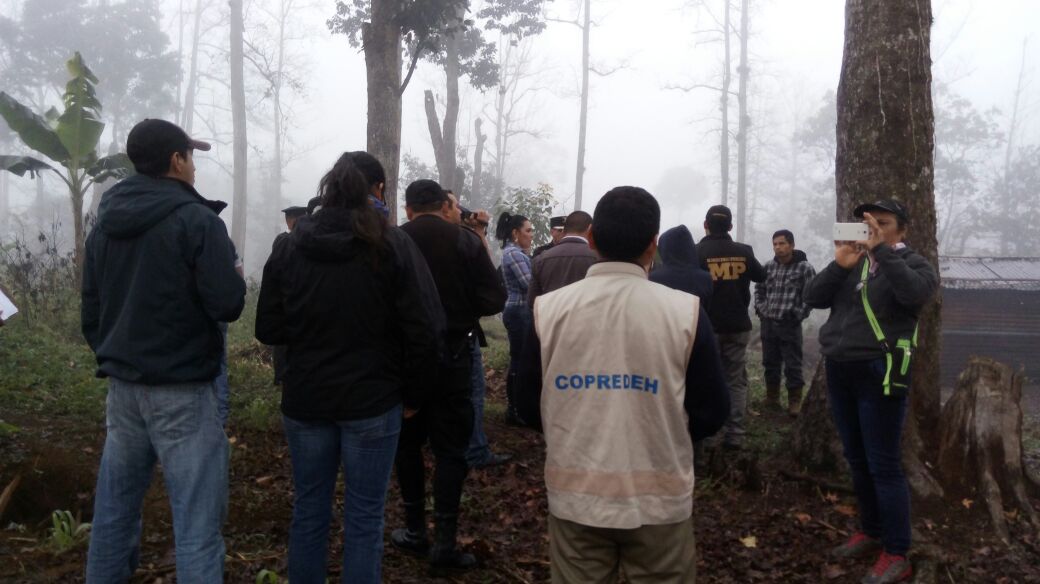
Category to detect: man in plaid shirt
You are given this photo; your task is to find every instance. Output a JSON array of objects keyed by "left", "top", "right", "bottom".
[{"left": 754, "top": 229, "right": 816, "bottom": 416}]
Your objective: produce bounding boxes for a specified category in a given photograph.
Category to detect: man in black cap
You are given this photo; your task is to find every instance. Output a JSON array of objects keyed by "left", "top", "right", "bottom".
[
  {"left": 268, "top": 205, "right": 307, "bottom": 386},
  {"left": 532, "top": 215, "right": 567, "bottom": 258},
  {"left": 392, "top": 179, "right": 507, "bottom": 571},
  {"left": 696, "top": 204, "right": 766, "bottom": 452},
  {"left": 82, "top": 118, "right": 244, "bottom": 582}
]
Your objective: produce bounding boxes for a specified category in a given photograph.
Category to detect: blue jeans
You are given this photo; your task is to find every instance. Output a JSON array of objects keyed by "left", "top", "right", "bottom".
[
  {"left": 465, "top": 339, "right": 491, "bottom": 466},
  {"left": 215, "top": 322, "right": 230, "bottom": 426},
  {"left": 826, "top": 358, "right": 911, "bottom": 555},
  {"left": 283, "top": 405, "right": 402, "bottom": 584},
  {"left": 87, "top": 379, "right": 229, "bottom": 584}
]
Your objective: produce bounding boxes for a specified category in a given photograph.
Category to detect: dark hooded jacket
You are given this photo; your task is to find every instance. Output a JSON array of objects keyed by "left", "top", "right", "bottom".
[
  {"left": 255, "top": 207, "right": 440, "bottom": 420},
  {"left": 650, "top": 225, "right": 714, "bottom": 312},
  {"left": 81, "top": 174, "right": 246, "bottom": 385}
]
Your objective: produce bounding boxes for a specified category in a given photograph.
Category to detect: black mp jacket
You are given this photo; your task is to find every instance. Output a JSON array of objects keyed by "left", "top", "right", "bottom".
[
  {"left": 255, "top": 208, "right": 440, "bottom": 420},
  {"left": 696, "top": 233, "right": 767, "bottom": 334},
  {"left": 81, "top": 175, "right": 245, "bottom": 385}
]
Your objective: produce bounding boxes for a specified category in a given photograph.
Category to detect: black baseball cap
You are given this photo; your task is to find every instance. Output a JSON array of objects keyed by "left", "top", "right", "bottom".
[
  {"left": 126, "top": 118, "right": 211, "bottom": 176},
  {"left": 405, "top": 179, "right": 448, "bottom": 206},
  {"left": 281, "top": 205, "right": 307, "bottom": 218},
  {"left": 854, "top": 199, "right": 909, "bottom": 222},
  {"left": 549, "top": 216, "right": 566, "bottom": 229},
  {"left": 705, "top": 204, "right": 733, "bottom": 226}
]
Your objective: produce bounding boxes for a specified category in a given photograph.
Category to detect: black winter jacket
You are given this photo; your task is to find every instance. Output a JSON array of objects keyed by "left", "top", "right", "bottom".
[
  {"left": 650, "top": 225, "right": 714, "bottom": 312},
  {"left": 255, "top": 208, "right": 440, "bottom": 420},
  {"left": 696, "top": 233, "right": 767, "bottom": 333},
  {"left": 81, "top": 175, "right": 245, "bottom": 385},
  {"left": 804, "top": 243, "right": 938, "bottom": 361}
]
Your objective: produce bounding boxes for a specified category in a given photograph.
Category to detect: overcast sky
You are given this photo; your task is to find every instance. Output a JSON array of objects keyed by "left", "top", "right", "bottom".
[{"left": 258, "top": 0, "right": 1038, "bottom": 234}]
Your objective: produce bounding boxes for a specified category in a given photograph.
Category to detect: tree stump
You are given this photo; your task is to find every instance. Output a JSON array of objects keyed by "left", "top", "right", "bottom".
[{"left": 937, "top": 357, "right": 1040, "bottom": 543}]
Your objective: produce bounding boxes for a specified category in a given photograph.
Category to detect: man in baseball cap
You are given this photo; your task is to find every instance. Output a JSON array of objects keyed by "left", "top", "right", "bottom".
[{"left": 83, "top": 118, "right": 242, "bottom": 582}]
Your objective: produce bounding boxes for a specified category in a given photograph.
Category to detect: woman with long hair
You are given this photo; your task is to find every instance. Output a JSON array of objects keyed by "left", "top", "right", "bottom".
[
  {"left": 495, "top": 211, "right": 534, "bottom": 425},
  {"left": 256, "top": 152, "right": 438, "bottom": 584},
  {"left": 803, "top": 200, "right": 937, "bottom": 584}
]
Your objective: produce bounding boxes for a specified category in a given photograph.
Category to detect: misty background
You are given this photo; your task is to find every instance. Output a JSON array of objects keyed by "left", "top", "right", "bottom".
[{"left": 1, "top": 0, "right": 1038, "bottom": 277}]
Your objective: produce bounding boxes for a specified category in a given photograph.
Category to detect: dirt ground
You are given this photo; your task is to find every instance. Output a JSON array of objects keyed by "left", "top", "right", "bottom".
[{"left": 1, "top": 371, "right": 1039, "bottom": 583}]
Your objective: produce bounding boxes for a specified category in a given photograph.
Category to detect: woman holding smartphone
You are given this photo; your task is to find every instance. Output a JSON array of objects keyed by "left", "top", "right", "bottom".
[{"left": 803, "top": 199, "right": 938, "bottom": 584}]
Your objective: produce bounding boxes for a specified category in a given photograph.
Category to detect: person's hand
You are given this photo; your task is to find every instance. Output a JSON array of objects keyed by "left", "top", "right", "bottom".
[
  {"left": 834, "top": 242, "right": 864, "bottom": 269},
  {"left": 861, "top": 212, "right": 884, "bottom": 250},
  {"left": 403, "top": 408, "right": 419, "bottom": 419}
]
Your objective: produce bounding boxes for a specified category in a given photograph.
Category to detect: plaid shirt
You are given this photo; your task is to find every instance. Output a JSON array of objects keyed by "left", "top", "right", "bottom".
[
  {"left": 501, "top": 242, "right": 532, "bottom": 308},
  {"left": 754, "top": 256, "right": 816, "bottom": 321}
]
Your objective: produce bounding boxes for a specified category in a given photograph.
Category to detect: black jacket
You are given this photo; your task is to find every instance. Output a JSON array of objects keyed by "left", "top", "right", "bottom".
[
  {"left": 696, "top": 233, "right": 767, "bottom": 333},
  {"left": 255, "top": 208, "right": 440, "bottom": 420},
  {"left": 81, "top": 175, "right": 245, "bottom": 384},
  {"left": 650, "top": 225, "right": 714, "bottom": 312},
  {"left": 400, "top": 215, "right": 506, "bottom": 346},
  {"left": 804, "top": 243, "right": 938, "bottom": 361}
]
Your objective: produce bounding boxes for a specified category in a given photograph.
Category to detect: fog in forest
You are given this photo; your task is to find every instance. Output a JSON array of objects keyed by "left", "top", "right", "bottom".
[{"left": 1, "top": 0, "right": 1038, "bottom": 276}]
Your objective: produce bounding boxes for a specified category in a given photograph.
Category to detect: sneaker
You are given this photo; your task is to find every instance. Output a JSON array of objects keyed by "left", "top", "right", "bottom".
[
  {"left": 390, "top": 527, "right": 429, "bottom": 557},
  {"left": 861, "top": 551, "right": 912, "bottom": 584},
  {"left": 830, "top": 532, "right": 882, "bottom": 558}
]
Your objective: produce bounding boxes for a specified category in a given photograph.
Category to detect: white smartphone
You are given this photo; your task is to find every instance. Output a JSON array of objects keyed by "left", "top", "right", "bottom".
[{"left": 833, "top": 222, "right": 869, "bottom": 241}]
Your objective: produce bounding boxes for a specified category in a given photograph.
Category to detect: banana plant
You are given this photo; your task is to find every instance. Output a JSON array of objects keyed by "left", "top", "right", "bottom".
[{"left": 0, "top": 52, "right": 134, "bottom": 274}]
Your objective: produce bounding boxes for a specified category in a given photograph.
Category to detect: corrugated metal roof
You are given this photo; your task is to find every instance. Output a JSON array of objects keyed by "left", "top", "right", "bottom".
[{"left": 940, "top": 256, "right": 1040, "bottom": 291}]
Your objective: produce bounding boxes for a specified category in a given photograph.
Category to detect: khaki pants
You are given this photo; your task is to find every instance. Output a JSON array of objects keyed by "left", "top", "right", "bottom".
[{"left": 548, "top": 515, "right": 697, "bottom": 584}]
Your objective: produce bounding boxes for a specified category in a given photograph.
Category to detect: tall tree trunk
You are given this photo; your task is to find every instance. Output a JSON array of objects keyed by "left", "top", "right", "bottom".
[
  {"left": 229, "top": 0, "right": 248, "bottom": 256},
  {"left": 175, "top": 0, "right": 186, "bottom": 123},
  {"left": 364, "top": 0, "right": 403, "bottom": 224},
  {"left": 181, "top": 0, "right": 204, "bottom": 133},
  {"left": 0, "top": 170, "right": 8, "bottom": 234},
  {"left": 999, "top": 38, "right": 1027, "bottom": 256},
  {"left": 471, "top": 117, "right": 486, "bottom": 207},
  {"left": 573, "top": 0, "right": 591, "bottom": 211},
  {"left": 793, "top": 0, "right": 942, "bottom": 499},
  {"left": 735, "top": 0, "right": 749, "bottom": 240},
  {"left": 423, "top": 7, "right": 463, "bottom": 192},
  {"left": 719, "top": 0, "right": 732, "bottom": 205},
  {"left": 272, "top": 0, "right": 288, "bottom": 235}
]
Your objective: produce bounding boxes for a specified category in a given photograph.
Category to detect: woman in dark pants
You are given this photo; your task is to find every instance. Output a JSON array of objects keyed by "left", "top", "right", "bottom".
[
  {"left": 255, "top": 153, "right": 438, "bottom": 584},
  {"left": 496, "top": 212, "right": 534, "bottom": 425},
  {"left": 803, "top": 200, "right": 938, "bottom": 584}
]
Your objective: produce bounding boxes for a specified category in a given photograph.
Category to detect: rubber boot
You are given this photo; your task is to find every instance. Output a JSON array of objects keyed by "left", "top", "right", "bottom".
[
  {"left": 765, "top": 383, "right": 782, "bottom": 412},
  {"left": 429, "top": 512, "right": 477, "bottom": 572},
  {"left": 390, "top": 501, "right": 429, "bottom": 557},
  {"left": 787, "top": 386, "right": 804, "bottom": 417}
]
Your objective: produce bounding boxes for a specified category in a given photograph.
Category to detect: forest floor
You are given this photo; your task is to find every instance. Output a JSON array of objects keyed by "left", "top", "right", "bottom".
[{"left": 1, "top": 302, "right": 1039, "bottom": 583}]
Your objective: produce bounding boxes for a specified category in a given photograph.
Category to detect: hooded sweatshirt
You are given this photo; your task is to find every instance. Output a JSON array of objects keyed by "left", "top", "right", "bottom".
[
  {"left": 81, "top": 174, "right": 246, "bottom": 385},
  {"left": 255, "top": 207, "right": 440, "bottom": 420},
  {"left": 650, "top": 225, "right": 714, "bottom": 312},
  {"left": 754, "top": 249, "right": 816, "bottom": 321}
]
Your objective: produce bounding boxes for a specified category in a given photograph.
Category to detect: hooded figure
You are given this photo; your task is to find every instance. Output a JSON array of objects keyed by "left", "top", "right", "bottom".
[{"left": 650, "top": 225, "right": 714, "bottom": 311}]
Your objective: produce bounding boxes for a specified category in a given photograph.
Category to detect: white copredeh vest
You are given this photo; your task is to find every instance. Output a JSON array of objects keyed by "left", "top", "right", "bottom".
[{"left": 533, "top": 261, "right": 700, "bottom": 529}]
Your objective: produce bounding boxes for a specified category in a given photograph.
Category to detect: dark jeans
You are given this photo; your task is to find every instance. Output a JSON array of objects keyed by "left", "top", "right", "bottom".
[
  {"left": 283, "top": 407, "right": 401, "bottom": 584},
  {"left": 826, "top": 358, "right": 911, "bottom": 556},
  {"left": 395, "top": 350, "right": 474, "bottom": 517},
  {"left": 465, "top": 339, "right": 492, "bottom": 466},
  {"left": 502, "top": 304, "right": 532, "bottom": 419},
  {"left": 761, "top": 318, "right": 805, "bottom": 389}
]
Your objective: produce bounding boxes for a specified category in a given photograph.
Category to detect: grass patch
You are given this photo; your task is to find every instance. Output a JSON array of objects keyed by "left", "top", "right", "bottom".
[
  {"left": 0, "top": 317, "right": 106, "bottom": 423},
  {"left": 480, "top": 316, "right": 511, "bottom": 372}
]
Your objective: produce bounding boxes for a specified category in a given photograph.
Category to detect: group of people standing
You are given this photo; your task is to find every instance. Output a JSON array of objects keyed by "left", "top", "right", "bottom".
[{"left": 77, "top": 117, "right": 935, "bottom": 584}]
